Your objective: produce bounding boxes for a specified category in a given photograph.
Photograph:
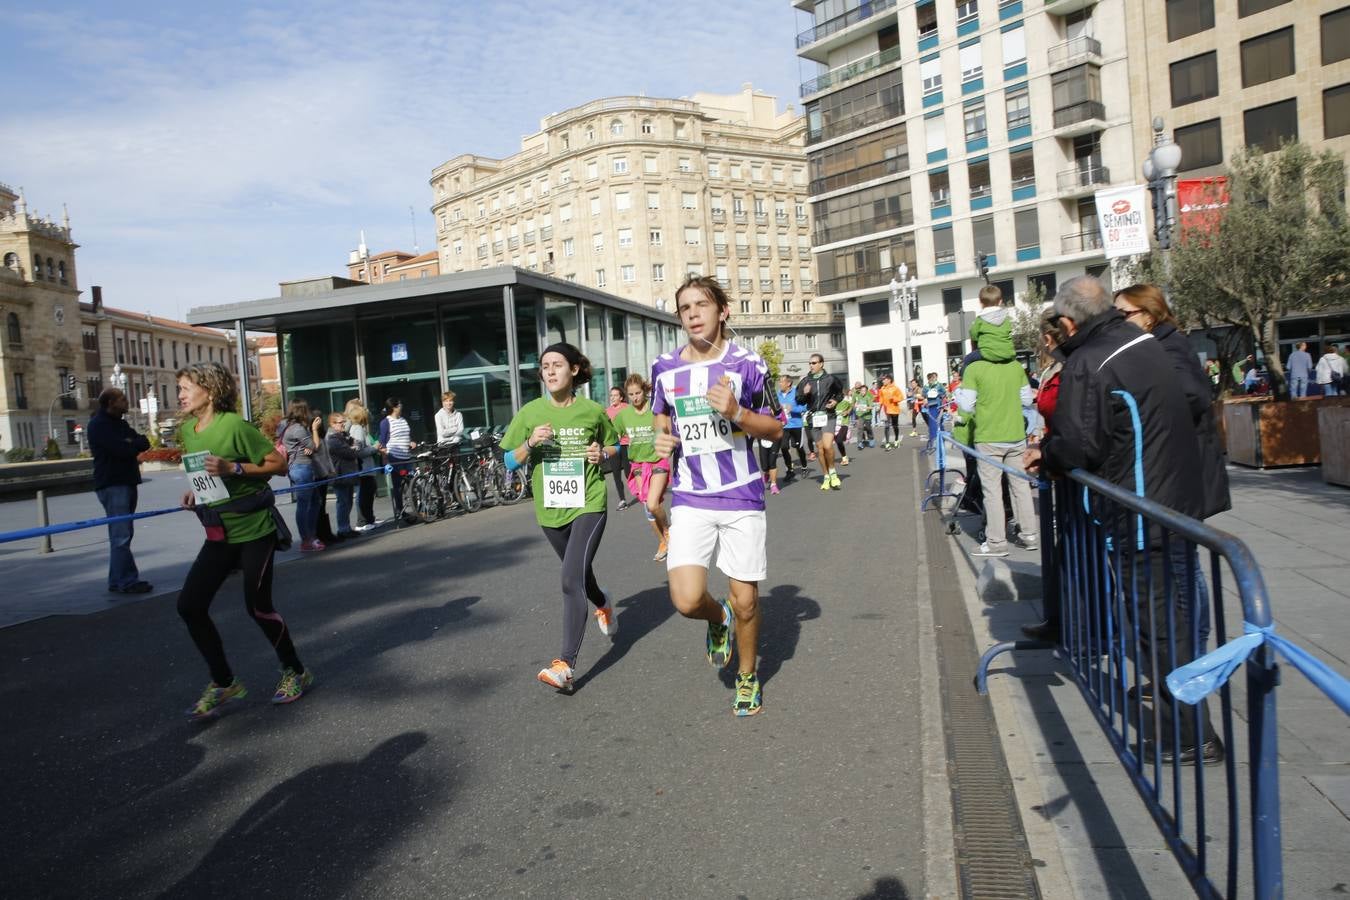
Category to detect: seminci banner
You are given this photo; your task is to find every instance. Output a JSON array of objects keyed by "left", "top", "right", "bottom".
[{"left": 1093, "top": 184, "right": 1150, "bottom": 259}]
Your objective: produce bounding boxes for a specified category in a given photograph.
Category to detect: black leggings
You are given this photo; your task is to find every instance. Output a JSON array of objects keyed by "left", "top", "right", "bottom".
[
  {"left": 784, "top": 427, "right": 807, "bottom": 467},
  {"left": 389, "top": 459, "right": 411, "bottom": 517},
  {"left": 608, "top": 446, "right": 629, "bottom": 502},
  {"left": 357, "top": 475, "right": 377, "bottom": 525},
  {"left": 759, "top": 439, "right": 782, "bottom": 476},
  {"left": 886, "top": 413, "right": 901, "bottom": 443},
  {"left": 541, "top": 512, "right": 608, "bottom": 666},
  {"left": 177, "top": 534, "right": 302, "bottom": 686}
]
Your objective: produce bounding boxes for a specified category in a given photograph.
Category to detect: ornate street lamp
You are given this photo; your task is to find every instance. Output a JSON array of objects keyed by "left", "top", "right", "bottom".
[{"left": 889, "top": 263, "right": 919, "bottom": 382}]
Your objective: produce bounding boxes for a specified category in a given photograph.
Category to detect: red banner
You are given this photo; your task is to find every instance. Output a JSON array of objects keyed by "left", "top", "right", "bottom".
[{"left": 1177, "top": 177, "right": 1229, "bottom": 244}]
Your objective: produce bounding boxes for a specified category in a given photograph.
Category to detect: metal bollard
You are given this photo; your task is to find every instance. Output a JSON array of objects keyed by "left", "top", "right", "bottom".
[{"left": 36, "top": 489, "right": 53, "bottom": 553}]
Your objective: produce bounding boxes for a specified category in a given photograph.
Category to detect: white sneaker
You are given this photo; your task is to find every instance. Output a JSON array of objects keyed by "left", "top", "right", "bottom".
[
  {"left": 973, "top": 542, "right": 1010, "bottom": 558},
  {"left": 594, "top": 588, "right": 617, "bottom": 636},
  {"left": 537, "top": 659, "right": 574, "bottom": 690}
]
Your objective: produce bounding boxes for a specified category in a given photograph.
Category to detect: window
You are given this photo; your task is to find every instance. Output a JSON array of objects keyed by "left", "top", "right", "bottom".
[
  {"left": 731, "top": 163, "right": 742, "bottom": 179},
  {"left": 1324, "top": 84, "right": 1350, "bottom": 138},
  {"left": 1240, "top": 28, "right": 1295, "bottom": 87},
  {"left": 784, "top": 334, "right": 799, "bottom": 351},
  {"left": 708, "top": 161, "right": 721, "bottom": 178},
  {"left": 593, "top": 232, "right": 605, "bottom": 252},
  {"left": 956, "top": 0, "right": 978, "bottom": 22},
  {"left": 783, "top": 299, "right": 793, "bottom": 313},
  {"left": 805, "top": 334, "right": 818, "bottom": 349},
  {"left": 1166, "top": 0, "right": 1214, "bottom": 41},
  {"left": 453, "top": 239, "right": 463, "bottom": 256},
  {"left": 921, "top": 56, "right": 943, "bottom": 95},
  {"left": 1027, "top": 272, "right": 1057, "bottom": 300},
  {"left": 1052, "top": 64, "right": 1102, "bottom": 116},
  {"left": 772, "top": 167, "right": 785, "bottom": 183},
  {"left": 5, "top": 312, "right": 20, "bottom": 346},
  {"left": 643, "top": 155, "right": 659, "bottom": 174},
  {"left": 559, "top": 203, "right": 573, "bottom": 222},
  {"left": 943, "top": 287, "right": 964, "bottom": 315},
  {"left": 741, "top": 300, "right": 751, "bottom": 314},
  {"left": 684, "top": 227, "right": 701, "bottom": 246},
  {"left": 968, "top": 160, "right": 991, "bottom": 199},
  {"left": 595, "top": 269, "right": 606, "bottom": 288},
  {"left": 612, "top": 156, "right": 629, "bottom": 175},
  {"left": 1171, "top": 52, "right": 1219, "bottom": 106},
  {"left": 490, "top": 196, "right": 501, "bottom": 213},
  {"left": 762, "top": 300, "right": 772, "bottom": 314},
  {"left": 158, "top": 339, "right": 165, "bottom": 368},
  {"left": 558, "top": 168, "right": 572, "bottom": 185},
  {"left": 681, "top": 192, "right": 698, "bottom": 210},
  {"left": 1245, "top": 98, "right": 1298, "bottom": 151},
  {"left": 1002, "top": 25, "right": 1026, "bottom": 67},
  {"left": 646, "top": 191, "right": 660, "bottom": 210},
  {"left": 679, "top": 158, "right": 692, "bottom": 173},
  {"left": 618, "top": 228, "right": 633, "bottom": 248},
  {"left": 830, "top": 332, "right": 844, "bottom": 350},
  {"left": 929, "top": 169, "right": 951, "bottom": 204},
  {"left": 925, "top": 114, "right": 947, "bottom": 156},
  {"left": 1014, "top": 207, "right": 1039, "bottom": 250},
  {"left": 753, "top": 197, "right": 767, "bottom": 216},
  {"left": 590, "top": 196, "right": 601, "bottom": 217},
  {"left": 934, "top": 226, "right": 956, "bottom": 265},
  {"left": 615, "top": 192, "right": 631, "bottom": 211},
  {"left": 972, "top": 214, "right": 996, "bottom": 258},
  {"left": 650, "top": 229, "right": 663, "bottom": 245},
  {"left": 586, "top": 126, "right": 595, "bottom": 141},
  {"left": 1324, "top": 9, "right": 1350, "bottom": 65},
  {"left": 1176, "top": 118, "right": 1224, "bottom": 169},
  {"left": 674, "top": 120, "right": 687, "bottom": 139},
  {"left": 560, "top": 132, "right": 570, "bottom": 150},
  {"left": 505, "top": 190, "right": 516, "bottom": 207},
  {"left": 1240, "top": 0, "right": 1290, "bottom": 17},
  {"left": 586, "top": 160, "right": 599, "bottom": 179},
  {"left": 917, "top": 2, "right": 938, "bottom": 38},
  {"left": 1009, "top": 145, "right": 1035, "bottom": 188},
  {"left": 960, "top": 42, "right": 983, "bottom": 81},
  {"left": 751, "top": 164, "right": 764, "bottom": 182},
  {"left": 610, "top": 119, "right": 624, "bottom": 136},
  {"left": 641, "top": 119, "right": 654, "bottom": 135},
  {"left": 805, "top": 68, "right": 905, "bottom": 143},
  {"left": 963, "top": 100, "right": 987, "bottom": 142},
  {"left": 653, "top": 263, "right": 666, "bottom": 282},
  {"left": 1006, "top": 84, "right": 1030, "bottom": 131},
  {"left": 621, "top": 265, "right": 636, "bottom": 283}
]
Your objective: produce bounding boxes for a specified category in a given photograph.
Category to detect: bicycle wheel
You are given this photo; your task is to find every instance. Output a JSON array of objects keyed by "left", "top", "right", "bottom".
[
  {"left": 455, "top": 467, "right": 482, "bottom": 513},
  {"left": 405, "top": 476, "right": 427, "bottom": 522},
  {"left": 501, "top": 466, "right": 528, "bottom": 504}
]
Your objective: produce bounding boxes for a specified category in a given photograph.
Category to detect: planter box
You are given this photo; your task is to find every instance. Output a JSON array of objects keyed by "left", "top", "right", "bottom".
[
  {"left": 1223, "top": 396, "right": 1350, "bottom": 468},
  {"left": 1320, "top": 406, "right": 1350, "bottom": 487},
  {"left": 0, "top": 458, "right": 94, "bottom": 495}
]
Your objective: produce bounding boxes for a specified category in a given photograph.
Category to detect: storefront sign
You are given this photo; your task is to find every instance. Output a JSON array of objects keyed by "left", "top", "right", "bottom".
[
  {"left": 391, "top": 342, "right": 408, "bottom": 362},
  {"left": 1093, "top": 185, "right": 1150, "bottom": 259},
  {"left": 1177, "top": 177, "right": 1228, "bottom": 244}
]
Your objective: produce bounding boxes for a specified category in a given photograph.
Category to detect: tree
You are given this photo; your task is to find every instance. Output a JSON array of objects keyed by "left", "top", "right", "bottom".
[
  {"left": 756, "top": 339, "right": 783, "bottom": 383},
  {"left": 1010, "top": 281, "right": 1049, "bottom": 355},
  {"left": 1161, "top": 141, "right": 1349, "bottom": 400}
]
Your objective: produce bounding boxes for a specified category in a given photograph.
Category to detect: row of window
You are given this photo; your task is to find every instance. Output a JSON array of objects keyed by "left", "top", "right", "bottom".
[
  {"left": 113, "top": 332, "right": 231, "bottom": 370},
  {"left": 3, "top": 251, "right": 69, "bottom": 285},
  {"left": 1175, "top": 86, "right": 1350, "bottom": 170},
  {"left": 755, "top": 332, "right": 843, "bottom": 352},
  {"left": 1168, "top": 0, "right": 1347, "bottom": 47}
]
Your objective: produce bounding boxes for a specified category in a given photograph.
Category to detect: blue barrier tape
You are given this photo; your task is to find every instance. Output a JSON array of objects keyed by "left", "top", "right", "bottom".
[
  {"left": 0, "top": 463, "right": 394, "bottom": 545},
  {"left": 1167, "top": 621, "right": 1350, "bottom": 717}
]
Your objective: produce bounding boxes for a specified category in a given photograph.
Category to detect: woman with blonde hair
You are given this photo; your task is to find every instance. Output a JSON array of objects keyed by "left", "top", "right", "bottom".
[
  {"left": 175, "top": 361, "right": 313, "bottom": 719},
  {"left": 344, "top": 398, "right": 382, "bottom": 530}
]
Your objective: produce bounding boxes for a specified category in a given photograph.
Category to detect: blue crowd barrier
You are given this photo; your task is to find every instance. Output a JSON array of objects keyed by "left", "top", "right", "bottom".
[
  {"left": 0, "top": 463, "right": 393, "bottom": 546},
  {"left": 945, "top": 434, "right": 1350, "bottom": 899}
]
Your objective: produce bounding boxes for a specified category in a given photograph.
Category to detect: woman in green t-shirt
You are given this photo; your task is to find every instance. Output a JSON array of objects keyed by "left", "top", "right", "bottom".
[
  {"left": 175, "top": 361, "right": 314, "bottom": 720},
  {"left": 614, "top": 373, "right": 670, "bottom": 562},
  {"left": 502, "top": 343, "right": 619, "bottom": 692}
]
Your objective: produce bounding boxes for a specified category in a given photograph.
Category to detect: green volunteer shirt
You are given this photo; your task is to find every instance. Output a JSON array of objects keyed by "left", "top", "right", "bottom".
[
  {"left": 502, "top": 395, "right": 618, "bottom": 528},
  {"left": 852, "top": 389, "right": 872, "bottom": 413},
  {"left": 179, "top": 411, "right": 278, "bottom": 543},
  {"left": 960, "top": 360, "right": 1030, "bottom": 444},
  {"left": 613, "top": 404, "right": 659, "bottom": 463}
]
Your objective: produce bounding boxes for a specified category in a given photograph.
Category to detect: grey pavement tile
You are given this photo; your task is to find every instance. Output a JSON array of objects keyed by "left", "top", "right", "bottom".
[
  {"left": 1283, "top": 852, "right": 1350, "bottom": 900},
  {"left": 1305, "top": 773, "right": 1350, "bottom": 820},
  {"left": 1055, "top": 845, "right": 1197, "bottom": 898}
]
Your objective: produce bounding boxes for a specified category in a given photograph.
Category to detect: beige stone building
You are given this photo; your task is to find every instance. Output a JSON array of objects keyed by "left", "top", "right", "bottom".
[
  {"left": 429, "top": 86, "right": 842, "bottom": 378},
  {"left": 0, "top": 183, "right": 91, "bottom": 453}
]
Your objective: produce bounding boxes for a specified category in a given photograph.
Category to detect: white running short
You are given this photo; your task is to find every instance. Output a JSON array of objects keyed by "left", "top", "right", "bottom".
[{"left": 666, "top": 505, "right": 767, "bottom": 583}]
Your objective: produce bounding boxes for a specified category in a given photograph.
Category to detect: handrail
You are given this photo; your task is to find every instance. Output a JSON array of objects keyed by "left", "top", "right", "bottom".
[
  {"left": 797, "top": 0, "right": 898, "bottom": 48},
  {"left": 800, "top": 43, "right": 903, "bottom": 96}
]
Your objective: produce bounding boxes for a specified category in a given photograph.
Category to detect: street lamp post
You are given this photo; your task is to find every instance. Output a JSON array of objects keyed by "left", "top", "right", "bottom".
[
  {"left": 889, "top": 263, "right": 919, "bottom": 382},
  {"left": 109, "top": 363, "right": 128, "bottom": 427},
  {"left": 1142, "top": 116, "right": 1183, "bottom": 292}
]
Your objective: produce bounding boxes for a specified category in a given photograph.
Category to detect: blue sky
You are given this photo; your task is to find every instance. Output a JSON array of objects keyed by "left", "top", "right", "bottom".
[{"left": 5, "top": 1, "right": 814, "bottom": 321}]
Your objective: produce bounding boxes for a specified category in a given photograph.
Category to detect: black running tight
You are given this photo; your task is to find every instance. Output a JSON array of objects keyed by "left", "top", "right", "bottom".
[
  {"left": 177, "top": 535, "right": 303, "bottom": 685},
  {"left": 541, "top": 512, "right": 608, "bottom": 666},
  {"left": 886, "top": 413, "right": 901, "bottom": 443}
]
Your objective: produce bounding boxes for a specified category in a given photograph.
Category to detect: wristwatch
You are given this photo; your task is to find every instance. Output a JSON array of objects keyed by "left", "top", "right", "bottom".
[{"left": 233, "top": 462, "right": 245, "bottom": 477}]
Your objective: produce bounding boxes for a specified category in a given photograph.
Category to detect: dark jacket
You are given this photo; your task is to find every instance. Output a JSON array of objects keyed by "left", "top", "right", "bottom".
[
  {"left": 325, "top": 428, "right": 372, "bottom": 477},
  {"left": 796, "top": 371, "right": 844, "bottom": 414},
  {"left": 1152, "top": 322, "right": 1230, "bottom": 518},
  {"left": 87, "top": 411, "right": 150, "bottom": 489},
  {"left": 1040, "top": 309, "right": 1205, "bottom": 519}
]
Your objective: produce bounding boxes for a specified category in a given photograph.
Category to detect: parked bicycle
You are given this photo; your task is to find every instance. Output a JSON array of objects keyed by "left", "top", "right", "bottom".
[
  {"left": 462, "top": 426, "right": 528, "bottom": 507},
  {"left": 407, "top": 441, "right": 479, "bottom": 520}
]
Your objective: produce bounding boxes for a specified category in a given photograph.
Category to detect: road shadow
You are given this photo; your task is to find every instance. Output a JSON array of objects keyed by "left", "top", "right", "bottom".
[
  {"left": 571, "top": 586, "right": 674, "bottom": 692},
  {"left": 155, "top": 731, "right": 442, "bottom": 900},
  {"left": 854, "top": 876, "right": 911, "bottom": 899},
  {"left": 719, "top": 583, "right": 820, "bottom": 688}
]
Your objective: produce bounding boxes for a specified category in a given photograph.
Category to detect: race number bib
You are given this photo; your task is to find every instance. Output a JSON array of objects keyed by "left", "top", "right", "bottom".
[
  {"left": 542, "top": 459, "right": 585, "bottom": 508},
  {"left": 811, "top": 411, "right": 829, "bottom": 428},
  {"left": 673, "top": 395, "right": 736, "bottom": 456},
  {"left": 926, "top": 388, "right": 939, "bottom": 400},
  {"left": 183, "top": 451, "right": 230, "bottom": 505}
]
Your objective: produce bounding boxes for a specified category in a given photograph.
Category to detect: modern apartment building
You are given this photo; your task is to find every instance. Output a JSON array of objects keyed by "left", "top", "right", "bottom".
[
  {"left": 793, "top": 0, "right": 1141, "bottom": 383},
  {"left": 428, "top": 87, "right": 843, "bottom": 379}
]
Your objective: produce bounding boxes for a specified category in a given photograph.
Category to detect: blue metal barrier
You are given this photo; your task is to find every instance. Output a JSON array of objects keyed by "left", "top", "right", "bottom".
[
  {"left": 945, "top": 428, "right": 1314, "bottom": 898},
  {"left": 0, "top": 464, "right": 393, "bottom": 545}
]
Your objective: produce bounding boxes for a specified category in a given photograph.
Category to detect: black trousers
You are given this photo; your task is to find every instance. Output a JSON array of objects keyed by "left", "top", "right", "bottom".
[{"left": 540, "top": 512, "right": 608, "bottom": 666}]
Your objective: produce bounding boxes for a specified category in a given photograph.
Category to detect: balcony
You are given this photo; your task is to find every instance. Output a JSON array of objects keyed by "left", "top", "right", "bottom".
[
  {"left": 817, "top": 269, "right": 897, "bottom": 296},
  {"left": 814, "top": 209, "right": 912, "bottom": 246},
  {"left": 739, "top": 278, "right": 753, "bottom": 291},
  {"left": 776, "top": 212, "right": 789, "bottom": 223},
  {"left": 734, "top": 212, "right": 747, "bottom": 224},
  {"left": 493, "top": 241, "right": 504, "bottom": 253},
  {"left": 540, "top": 226, "right": 553, "bottom": 239},
  {"left": 797, "top": 214, "right": 809, "bottom": 225},
  {"left": 523, "top": 230, "right": 535, "bottom": 243},
  {"left": 1061, "top": 229, "right": 1104, "bottom": 254},
  {"left": 796, "top": 0, "right": 898, "bottom": 61},
  {"left": 737, "top": 246, "right": 751, "bottom": 258},
  {"left": 1056, "top": 163, "right": 1111, "bottom": 197},
  {"left": 711, "top": 209, "right": 725, "bottom": 222},
  {"left": 807, "top": 101, "right": 904, "bottom": 145},
  {"left": 508, "top": 237, "right": 520, "bottom": 250},
  {"left": 755, "top": 212, "right": 768, "bottom": 224},
  {"left": 800, "top": 43, "right": 903, "bottom": 98},
  {"left": 1052, "top": 100, "right": 1107, "bottom": 136},
  {"left": 1047, "top": 35, "right": 1102, "bottom": 70},
  {"left": 758, "top": 247, "right": 771, "bottom": 259},
  {"left": 714, "top": 243, "right": 728, "bottom": 255},
  {"left": 761, "top": 279, "right": 774, "bottom": 292},
  {"left": 801, "top": 279, "right": 815, "bottom": 292},
  {"left": 477, "top": 247, "right": 488, "bottom": 259},
  {"left": 542, "top": 261, "right": 555, "bottom": 274},
  {"left": 1044, "top": 0, "right": 1096, "bottom": 15}
]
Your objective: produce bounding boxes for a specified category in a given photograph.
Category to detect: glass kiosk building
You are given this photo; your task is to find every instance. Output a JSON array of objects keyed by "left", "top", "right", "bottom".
[{"left": 187, "top": 267, "right": 681, "bottom": 442}]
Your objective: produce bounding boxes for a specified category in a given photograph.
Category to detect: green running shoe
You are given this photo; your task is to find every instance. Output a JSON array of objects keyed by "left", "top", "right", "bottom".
[
  {"left": 733, "top": 672, "right": 762, "bottom": 717},
  {"left": 271, "top": 667, "right": 315, "bottom": 705},
  {"left": 706, "top": 599, "right": 734, "bottom": 669},
  {"left": 186, "top": 678, "right": 247, "bottom": 721},
  {"left": 829, "top": 472, "right": 842, "bottom": 489}
]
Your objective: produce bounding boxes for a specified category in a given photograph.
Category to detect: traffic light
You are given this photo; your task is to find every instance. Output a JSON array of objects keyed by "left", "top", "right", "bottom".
[
  {"left": 63, "top": 374, "right": 78, "bottom": 393},
  {"left": 976, "top": 253, "right": 990, "bottom": 283}
]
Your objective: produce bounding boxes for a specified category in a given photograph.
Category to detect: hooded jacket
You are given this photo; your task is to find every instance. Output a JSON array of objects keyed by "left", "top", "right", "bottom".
[
  {"left": 795, "top": 370, "right": 844, "bottom": 414},
  {"left": 968, "top": 306, "right": 1015, "bottom": 363},
  {"left": 1040, "top": 309, "right": 1205, "bottom": 519},
  {"left": 1151, "top": 322, "right": 1230, "bottom": 518}
]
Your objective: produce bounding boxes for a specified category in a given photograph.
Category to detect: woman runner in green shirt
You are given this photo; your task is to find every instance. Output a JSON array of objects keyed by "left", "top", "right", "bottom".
[
  {"left": 613, "top": 373, "right": 670, "bottom": 561},
  {"left": 175, "top": 362, "right": 314, "bottom": 719},
  {"left": 501, "top": 343, "right": 620, "bottom": 691}
]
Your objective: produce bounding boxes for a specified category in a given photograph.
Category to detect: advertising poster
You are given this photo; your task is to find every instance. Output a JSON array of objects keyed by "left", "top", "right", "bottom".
[{"left": 1093, "top": 184, "right": 1150, "bottom": 259}]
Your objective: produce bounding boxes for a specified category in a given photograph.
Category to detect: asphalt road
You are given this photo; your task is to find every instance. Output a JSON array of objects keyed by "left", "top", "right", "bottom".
[{"left": 2, "top": 445, "right": 929, "bottom": 899}]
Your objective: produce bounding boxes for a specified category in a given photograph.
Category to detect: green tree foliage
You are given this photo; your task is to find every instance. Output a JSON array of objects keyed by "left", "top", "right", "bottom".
[
  {"left": 1011, "top": 281, "right": 1048, "bottom": 355},
  {"left": 1162, "top": 142, "right": 1349, "bottom": 399},
  {"left": 757, "top": 339, "right": 783, "bottom": 382}
]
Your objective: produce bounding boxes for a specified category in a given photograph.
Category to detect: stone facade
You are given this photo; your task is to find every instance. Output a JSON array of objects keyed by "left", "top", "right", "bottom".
[{"left": 428, "top": 86, "right": 843, "bottom": 379}]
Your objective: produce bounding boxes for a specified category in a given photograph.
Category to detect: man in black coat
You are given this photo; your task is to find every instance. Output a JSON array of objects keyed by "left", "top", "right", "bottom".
[
  {"left": 1025, "top": 276, "right": 1220, "bottom": 765},
  {"left": 88, "top": 388, "right": 152, "bottom": 594}
]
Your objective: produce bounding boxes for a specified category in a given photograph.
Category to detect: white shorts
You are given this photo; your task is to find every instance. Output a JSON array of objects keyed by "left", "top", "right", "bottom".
[{"left": 666, "top": 505, "right": 767, "bottom": 583}]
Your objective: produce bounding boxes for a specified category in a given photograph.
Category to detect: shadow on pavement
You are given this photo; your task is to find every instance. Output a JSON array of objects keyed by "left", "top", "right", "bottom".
[
  {"left": 719, "top": 583, "right": 821, "bottom": 689},
  {"left": 854, "top": 876, "right": 911, "bottom": 899},
  {"left": 155, "top": 731, "right": 442, "bottom": 899},
  {"left": 572, "top": 586, "right": 674, "bottom": 692}
]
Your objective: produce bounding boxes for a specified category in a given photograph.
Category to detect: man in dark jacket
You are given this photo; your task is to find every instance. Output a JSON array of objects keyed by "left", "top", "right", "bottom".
[
  {"left": 88, "top": 388, "right": 152, "bottom": 594},
  {"left": 795, "top": 354, "right": 845, "bottom": 490},
  {"left": 1024, "top": 276, "right": 1220, "bottom": 765}
]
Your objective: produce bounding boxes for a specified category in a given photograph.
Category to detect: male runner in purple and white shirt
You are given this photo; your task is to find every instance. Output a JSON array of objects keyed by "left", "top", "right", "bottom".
[{"left": 653, "top": 275, "right": 782, "bottom": 717}]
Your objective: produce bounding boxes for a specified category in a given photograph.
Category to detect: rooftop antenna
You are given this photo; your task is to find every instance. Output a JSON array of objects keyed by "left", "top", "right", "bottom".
[{"left": 409, "top": 206, "right": 419, "bottom": 254}]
